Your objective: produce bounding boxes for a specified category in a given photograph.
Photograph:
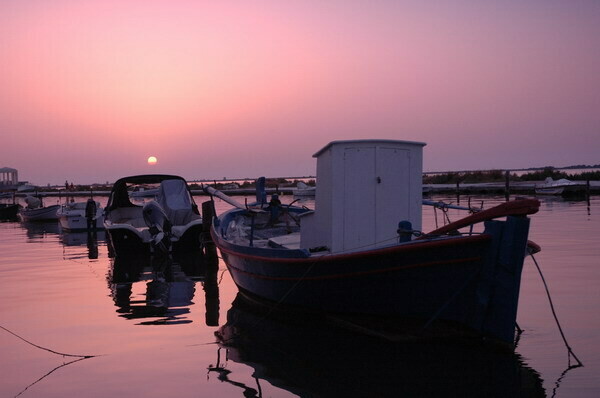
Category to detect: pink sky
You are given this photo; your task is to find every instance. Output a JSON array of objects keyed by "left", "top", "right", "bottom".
[{"left": 1, "top": 0, "right": 599, "bottom": 185}]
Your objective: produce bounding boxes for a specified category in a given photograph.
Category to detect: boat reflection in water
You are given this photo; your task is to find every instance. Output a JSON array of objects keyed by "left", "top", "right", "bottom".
[
  {"left": 61, "top": 230, "right": 106, "bottom": 260},
  {"left": 107, "top": 249, "right": 219, "bottom": 326},
  {"left": 21, "top": 220, "right": 60, "bottom": 242},
  {"left": 213, "top": 294, "right": 546, "bottom": 398}
]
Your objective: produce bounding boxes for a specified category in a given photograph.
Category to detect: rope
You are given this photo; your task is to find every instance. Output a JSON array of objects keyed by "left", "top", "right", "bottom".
[
  {"left": 0, "top": 325, "right": 96, "bottom": 358},
  {"left": 529, "top": 251, "right": 583, "bottom": 367},
  {"left": 14, "top": 357, "right": 89, "bottom": 398}
]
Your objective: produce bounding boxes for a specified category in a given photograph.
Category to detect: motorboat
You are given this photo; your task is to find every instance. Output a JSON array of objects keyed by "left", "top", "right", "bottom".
[
  {"left": 57, "top": 200, "right": 105, "bottom": 231},
  {"left": 292, "top": 181, "right": 316, "bottom": 197},
  {"left": 535, "top": 177, "right": 585, "bottom": 195},
  {"left": 19, "top": 195, "right": 60, "bottom": 221},
  {"left": 129, "top": 186, "right": 160, "bottom": 199},
  {"left": 207, "top": 140, "right": 540, "bottom": 346},
  {"left": 104, "top": 175, "right": 204, "bottom": 257}
]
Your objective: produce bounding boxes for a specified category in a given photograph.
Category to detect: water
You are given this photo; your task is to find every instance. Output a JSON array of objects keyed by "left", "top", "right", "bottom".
[{"left": 0, "top": 194, "right": 598, "bottom": 397}]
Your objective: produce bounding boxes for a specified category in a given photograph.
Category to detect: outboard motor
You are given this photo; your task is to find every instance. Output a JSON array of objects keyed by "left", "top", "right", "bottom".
[
  {"left": 24, "top": 195, "right": 42, "bottom": 209},
  {"left": 143, "top": 200, "right": 173, "bottom": 255}
]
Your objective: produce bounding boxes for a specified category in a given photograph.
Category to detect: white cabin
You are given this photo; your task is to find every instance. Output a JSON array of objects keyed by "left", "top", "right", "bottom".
[{"left": 300, "top": 139, "right": 426, "bottom": 254}]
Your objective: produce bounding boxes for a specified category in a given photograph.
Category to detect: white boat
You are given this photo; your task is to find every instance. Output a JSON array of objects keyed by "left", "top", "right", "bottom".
[
  {"left": 19, "top": 204, "right": 60, "bottom": 221},
  {"left": 57, "top": 200, "right": 105, "bottom": 231},
  {"left": 293, "top": 181, "right": 316, "bottom": 197},
  {"left": 104, "top": 175, "right": 204, "bottom": 256},
  {"left": 535, "top": 177, "right": 585, "bottom": 195},
  {"left": 19, "top": 195, "right": 59, "bottom": 221}
]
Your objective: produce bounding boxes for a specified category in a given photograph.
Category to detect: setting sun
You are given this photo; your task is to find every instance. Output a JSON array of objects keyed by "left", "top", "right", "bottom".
[{"left": 147, "top": 156, "right": 158, "bottom": 165}]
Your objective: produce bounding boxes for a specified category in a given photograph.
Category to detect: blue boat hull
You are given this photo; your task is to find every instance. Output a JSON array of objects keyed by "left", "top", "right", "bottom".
[{"left": 213, "top": 215, "right": 532, "bottom": 345}]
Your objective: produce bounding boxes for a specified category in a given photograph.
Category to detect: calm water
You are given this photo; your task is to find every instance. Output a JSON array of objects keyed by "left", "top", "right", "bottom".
[{"left": 0, "top": 194, "right": 598, "bottom": 397}]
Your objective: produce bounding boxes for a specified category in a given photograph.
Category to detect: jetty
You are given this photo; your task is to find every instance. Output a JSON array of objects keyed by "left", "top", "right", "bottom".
[{"left": 5, "top": 181, "right": 598, "bottom": 199}]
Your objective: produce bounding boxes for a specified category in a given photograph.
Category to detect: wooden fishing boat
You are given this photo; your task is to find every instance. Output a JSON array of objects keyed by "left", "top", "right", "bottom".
[
  {"left": 208, "top": 140, "right": 540, "bottom": 345},
  {"left": 104, "top": 175, "right": 204, "bottom": 257}
]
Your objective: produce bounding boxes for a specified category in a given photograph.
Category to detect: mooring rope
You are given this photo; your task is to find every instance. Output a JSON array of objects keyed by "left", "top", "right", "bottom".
[
  {"left": 14, "top": 357, "right": 89, "bottom": 398},
  {"left": 528, "top": 251, "right": 583, "bottom": 367},
  {"left": 0, "top": 325, "right": 96, "bottom": 358}
]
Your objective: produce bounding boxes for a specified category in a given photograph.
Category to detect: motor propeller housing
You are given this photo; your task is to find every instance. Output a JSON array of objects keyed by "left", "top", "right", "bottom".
[{"left": 143, "top": 200, "right": 172, "bottom": 253}]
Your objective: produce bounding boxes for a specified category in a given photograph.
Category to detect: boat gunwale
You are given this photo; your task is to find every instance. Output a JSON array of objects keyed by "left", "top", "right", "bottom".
[
  {"left": 221, "top": 253, "right": 485, "bottom": 281},
  {"left": 212, "top": 226, "right": 491, "bottom": 264}
]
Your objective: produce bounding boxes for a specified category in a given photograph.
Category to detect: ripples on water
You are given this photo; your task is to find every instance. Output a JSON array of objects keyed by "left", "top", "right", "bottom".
[{"left": 0, "top": 195, "right": 598, "bottom": 397}]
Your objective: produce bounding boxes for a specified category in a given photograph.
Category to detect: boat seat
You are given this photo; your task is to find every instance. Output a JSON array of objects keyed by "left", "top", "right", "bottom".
[
  {"left": 108, "top": 207, "right": 147, "bottom": 227},
  {"left": 268, "top": 232, "right": 301, "bottom": 249}
]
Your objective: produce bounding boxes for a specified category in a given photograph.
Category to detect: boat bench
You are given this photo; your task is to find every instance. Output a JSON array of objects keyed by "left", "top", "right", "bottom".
[
  {"left": 108, "top": 207, "right": 147, "bottom": 228},
  {"left": 268, "top": 232, "right": 301, "bottom": 250}
]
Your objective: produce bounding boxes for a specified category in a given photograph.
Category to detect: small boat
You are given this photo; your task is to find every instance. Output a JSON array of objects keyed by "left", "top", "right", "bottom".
[
  {"left": 0, "top": 203, "right": 21, "bottom": 220},
  {"left": 19, "top": 195, "right": 60, "bottom": 221},
  {"left": 57, "top": 200, "right": 105, "bottom": 231},
  {"left": 104, "top": 174, "right": 204, "bottom": 257},
  {"left": 208, "top": 140, "right": 540, "bottom": 346},
  {"left": 535, "top": 177, "right": 585, "bottom": 195},
  {"left": 293, "top": 181, "right": 316, "bottom": 197},
  {"left": 19, "top": 205, "right": 61, "bottom": 221}
]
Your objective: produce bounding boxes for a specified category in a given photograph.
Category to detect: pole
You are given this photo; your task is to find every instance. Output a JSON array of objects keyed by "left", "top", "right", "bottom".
[{"left": 505, "top": 171, "right": 510, "bottom": 202}]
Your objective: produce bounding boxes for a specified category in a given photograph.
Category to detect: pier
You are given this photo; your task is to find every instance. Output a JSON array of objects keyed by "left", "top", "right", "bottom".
[{"left": 4, "top": 180, "right": 599, "bottom": 199}]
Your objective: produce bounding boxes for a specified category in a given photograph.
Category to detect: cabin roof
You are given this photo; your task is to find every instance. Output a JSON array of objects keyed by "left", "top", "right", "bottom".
[
  {"left": 106, "top": 174, "right": 190, "bottom": 210},
  {"left": 312, "top": 139, "right": 427, "bottom": 158}
]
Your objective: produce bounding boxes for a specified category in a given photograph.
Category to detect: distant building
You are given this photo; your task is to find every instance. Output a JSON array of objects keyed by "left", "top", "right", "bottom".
[{"left": 0, "top": 167, "right": 18, "bottom": 187}]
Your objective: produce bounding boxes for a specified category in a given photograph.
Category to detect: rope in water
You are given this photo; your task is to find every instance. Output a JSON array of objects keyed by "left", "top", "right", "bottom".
[
  {"left": 528, "top": 251, "right": 583, "bottom": 367},
  {"left": 0, "top": 325, "right": 96, "bottom": 358}
]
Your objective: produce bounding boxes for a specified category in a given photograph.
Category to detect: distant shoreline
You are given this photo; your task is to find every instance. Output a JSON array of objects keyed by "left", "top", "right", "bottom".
[{"left": 423, "top": 165, "right": 600, "bottom": 175}]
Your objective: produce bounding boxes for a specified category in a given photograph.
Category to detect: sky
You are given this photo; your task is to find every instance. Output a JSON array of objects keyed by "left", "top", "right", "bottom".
[{"left": 1, "top": 0, "right": 599, "bottom": 186}]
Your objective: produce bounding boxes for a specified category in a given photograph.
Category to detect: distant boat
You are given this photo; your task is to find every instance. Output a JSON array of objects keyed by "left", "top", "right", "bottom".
[
  {"left": 129, "top": 186, "right": 160, "bottom": 199},
  {"left": 207, "top": 140, "right": 541, "bottom": 346},
  {"left": 535, "top": 177, "right": 585, "bottom": 195},
  {"left": 104, "top": 175, "right": 204, "bottom": 257},
  {"left": 57, "top": 200, "right": 105, "bottom": 231},
  {"left": 16, "top": 184, "right": 36, "bottom": 192},
  {"left": 19, "top": 204, "right": 60, "bottom": 221},
  {"left": 222, "top": 183, "right": 240, "bottom": 190},
  {"left": 293, "top": 181, "right": 316, "bottom": 197}
]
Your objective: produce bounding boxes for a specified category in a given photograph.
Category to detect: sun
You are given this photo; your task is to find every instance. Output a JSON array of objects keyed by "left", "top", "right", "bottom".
[{"left": 147, "top": 156, "right": 158, "bottom": 165}]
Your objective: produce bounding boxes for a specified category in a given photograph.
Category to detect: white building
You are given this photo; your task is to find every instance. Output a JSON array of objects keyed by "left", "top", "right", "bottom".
[{"left": 0, "top": 167, "right": 18, "bottom": 187}]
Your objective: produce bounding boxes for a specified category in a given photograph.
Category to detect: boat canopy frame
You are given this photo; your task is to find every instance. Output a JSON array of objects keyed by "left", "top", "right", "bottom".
[{"left": 106, "top": 174, "right": 199, "bottom": 212}]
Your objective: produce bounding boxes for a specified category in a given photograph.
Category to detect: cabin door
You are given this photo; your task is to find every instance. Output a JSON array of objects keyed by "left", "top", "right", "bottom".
[
  {"left": 375, "top": 148, "right": 411, "bottom": 245},
  {"left": 343, "top": 146, "right": 411, "bottom": 251},
  {"left": 343, "top": 147, "right": 376, "bottom": 251}
]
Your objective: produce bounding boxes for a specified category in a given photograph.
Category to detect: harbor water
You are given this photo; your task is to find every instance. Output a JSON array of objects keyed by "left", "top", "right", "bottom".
[{"left": 0, "top": 194, "right": 599, "bottom": 397}]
